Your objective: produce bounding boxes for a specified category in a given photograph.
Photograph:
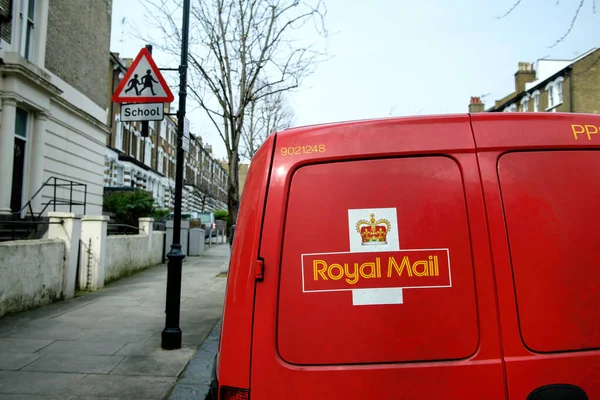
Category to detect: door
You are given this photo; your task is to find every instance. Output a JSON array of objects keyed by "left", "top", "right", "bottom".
[
  {"left": 10, "top": 109, "right": 29, "bottom": 214},
  {"left": 251, "top": 115, "right": 506, "bottom": 399},
  {"left": 472, "top": 113, "right": 600, "bottom": 400},
  {"left": 11, "top": 138, "right": 26, "bottom": 213}
]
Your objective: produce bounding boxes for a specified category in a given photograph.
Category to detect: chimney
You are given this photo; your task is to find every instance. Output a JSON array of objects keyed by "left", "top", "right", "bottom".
[
  {"left": 469, "top": 96, "right": 485, "bottom": 113},
  {"left": 514, "top": 62, "right": 536, "bottom": 93}
]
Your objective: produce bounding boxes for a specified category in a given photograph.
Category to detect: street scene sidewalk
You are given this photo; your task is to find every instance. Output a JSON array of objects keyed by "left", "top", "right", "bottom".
[{"left": 0, "top": 244, "right": 230, "bottom": 400}]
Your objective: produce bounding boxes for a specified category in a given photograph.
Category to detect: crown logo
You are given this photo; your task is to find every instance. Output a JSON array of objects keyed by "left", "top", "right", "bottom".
[{"left": 355, "top": 213, "right": 391, "bottom": 245}]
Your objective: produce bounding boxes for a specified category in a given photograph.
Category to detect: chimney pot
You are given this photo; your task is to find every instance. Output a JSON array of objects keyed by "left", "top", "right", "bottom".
[
  {"left": 515, "top": 62, "right": 536, "bottom": 92},
  {"left": 469, "top": 96, "right": 485, "bottom": 113}
]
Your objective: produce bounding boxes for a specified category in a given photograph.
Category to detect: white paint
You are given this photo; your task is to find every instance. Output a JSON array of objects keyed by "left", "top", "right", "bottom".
[
  {"left": 121, "top": 103, "right": 164, "bottom": 122},
  {"left": 47, "top": 212, "right": 82, "bottom": 300},
  {"left": 80, "top": 216, "right": 108, "bottom": 290},
  {"left": 0, "top": 99, "right": 18, "bottom": 214},
  {"left": 0, "top": 240, "right": 65, "bottom": 317},
  {"left": 348, "top": 208, "right": 399, "bottom": 252},
  {"left": 105, "top": 232, "right": 165, "bottom": 283},
  {"left": 352, "top": 288, "right": 403, "bottom": 306},
  {"left": 184, "top": 117, "right": 190, "bottom": 138},
  {"left": 348, "top": 207, "right": 402, "bottom": 305}
]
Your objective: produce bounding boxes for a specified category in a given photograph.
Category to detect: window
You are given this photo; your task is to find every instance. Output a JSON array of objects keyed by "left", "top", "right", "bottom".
[
  {"left": 144, "top": 139, "right": 152, "bottom": 167},
  {"left": 136, "top": 135, "right": 141, "bottom": 160},
  {"left": 116, "top": 166, "right": 124, "bottom": 185},
  {"left": 548, "top": 86, "right": 554, "bottom": 108},
  {"left": 158, "top": 150, "right": 164, "bottom": 173},
  {"left": 498, "top": 151, "right": 600, "bottom": 352},
  {"left": 522, "top": 99, "right": 529, "bottom": 112},
  {"left": 278, "top": 157, "right": 477, "bottom": 364},
  {"left": 556, "top": 77, "right": 564, "bottom": 104},
  {"left": 160, "top": 120, "right": 167, "bottom": 140},
  {"left": 158, "top": 185, "right": 165, "bottom": 207},
  {"left": 532, "top": 91, "right": 540, "bottom": 112},
  {"left": 115, "top": 114, "right": 123, "bottom": 151},
  {"left": 20, "top": 0, "right": 35, "bottom": 60}
]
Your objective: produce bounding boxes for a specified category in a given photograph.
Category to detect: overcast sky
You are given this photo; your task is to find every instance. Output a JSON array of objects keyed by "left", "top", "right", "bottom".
[{"left": 111, "top": 0, "right": 599, "bottom": 160}]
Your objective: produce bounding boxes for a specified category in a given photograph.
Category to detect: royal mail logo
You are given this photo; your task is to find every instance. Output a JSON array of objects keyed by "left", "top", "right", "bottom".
[
  {"left": 301, "top": 208, "right": 453, "bottom": 306},
  {"left": 302, "top": 249, "right": 451, "bottom": 292},
  {"left": 356, "top": 213, "right": 391, "bottom": 245}
]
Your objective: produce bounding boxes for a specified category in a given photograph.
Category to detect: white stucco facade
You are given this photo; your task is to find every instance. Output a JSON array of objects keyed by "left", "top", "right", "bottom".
[{"left": 0, "top": 0, "right": 109, "bottom": 217}]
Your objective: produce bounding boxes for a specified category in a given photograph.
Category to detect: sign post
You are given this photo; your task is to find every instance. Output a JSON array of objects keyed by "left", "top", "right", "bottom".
[
  {"left": 160, "top": 0, "right": 191, "bottom": 350},
  {"left": 110, "top": 7, "right": 187, "bottom": 350}
]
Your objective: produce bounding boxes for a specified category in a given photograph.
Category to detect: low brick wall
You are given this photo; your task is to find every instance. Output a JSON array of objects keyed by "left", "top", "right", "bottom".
[{"left": 0, "top": 240, "right": 65, "bottom": 317}]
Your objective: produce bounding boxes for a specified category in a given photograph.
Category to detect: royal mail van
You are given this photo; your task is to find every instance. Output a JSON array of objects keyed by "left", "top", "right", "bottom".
[{"left": 208, "top": 113, "right": 600, "bottom": 400}]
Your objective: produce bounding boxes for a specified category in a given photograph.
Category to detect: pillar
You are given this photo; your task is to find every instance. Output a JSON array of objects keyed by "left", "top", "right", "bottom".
[
  {"left": 139, "top": 217, "right": 154, "bottom": 250},
  {"left": 28, "top": 112, "right": 48, "bottom": 215},
  {"left": 0, "top": 98, "right": 17, "bottom": 214},
  {"left": 80, "top": 216, "right": 108, "bottom": 290},
  {"left": 47, "top": 212, "right": 82, "bottom": 299}
]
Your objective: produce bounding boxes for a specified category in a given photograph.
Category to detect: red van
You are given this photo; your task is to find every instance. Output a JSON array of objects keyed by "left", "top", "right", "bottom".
[{"left": 209, "top": 113, "right": 600, "bottom": 399}]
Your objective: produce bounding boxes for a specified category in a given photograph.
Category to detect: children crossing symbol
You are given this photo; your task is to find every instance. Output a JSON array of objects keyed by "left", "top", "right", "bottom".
[{"left": 112, "top": 48, "right": 174, "bottom": 103}]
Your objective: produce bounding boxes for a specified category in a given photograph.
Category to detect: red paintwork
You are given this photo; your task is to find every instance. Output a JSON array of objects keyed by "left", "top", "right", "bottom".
[
  {"left": 216, "top": 135, "right": 275, "bottom": 391},
  {"left": 471, "top": 113, "right": 600, "bottom": 399},
  {"left": 215, "top": 113, "right": 600, "bottom": 399}
]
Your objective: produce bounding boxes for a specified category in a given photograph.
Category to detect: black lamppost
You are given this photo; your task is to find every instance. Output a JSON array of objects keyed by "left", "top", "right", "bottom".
[{"left": 162, "top": 0, "right": 191, "bottom": 350}]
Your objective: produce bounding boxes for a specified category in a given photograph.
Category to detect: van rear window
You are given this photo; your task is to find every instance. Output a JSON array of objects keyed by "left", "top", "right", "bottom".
[
  {"left": 277, "top": 156, "right": 479, "bottom": 365},
  {"left": 498, "top": 151, "right": 600, "bottom": 353}
]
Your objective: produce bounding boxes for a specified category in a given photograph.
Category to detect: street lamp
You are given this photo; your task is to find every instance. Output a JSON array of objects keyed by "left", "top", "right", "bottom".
[{"left": 162, "top": 0, "right": 191, "bottom": 350}]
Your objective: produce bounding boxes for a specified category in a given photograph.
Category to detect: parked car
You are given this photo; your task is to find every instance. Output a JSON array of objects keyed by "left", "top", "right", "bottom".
[
  {"left": 166, "top": 211, "right": 216, "bottom": 239},
  {"left": 208, "top": 113, "right": 600, "bottom": 400},
  {"left": 198, "top": 212, "right": 217, "bottom": 239}
]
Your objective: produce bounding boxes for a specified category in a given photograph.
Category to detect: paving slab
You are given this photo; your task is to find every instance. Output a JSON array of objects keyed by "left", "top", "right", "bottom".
[
  {"left": 110, "top": 351, "right": 194, "bottom": 377},
  {"left": 0, "top": 371, "right": 86, "bottom": 395},
  {"left": 0, "top": 352, "right": 42, "bottom": 370},
  {"left": 62, "top": 374, "right": 173, "bottom": 399},
  {"left": 22, "top": 354, "right": 124, "bottom": 374},
  {"left": 37, "top": 340, "right": 127, "bottom": 356},
  {"left": 0, "top": 338, "right": 53, "bottom": 353}
]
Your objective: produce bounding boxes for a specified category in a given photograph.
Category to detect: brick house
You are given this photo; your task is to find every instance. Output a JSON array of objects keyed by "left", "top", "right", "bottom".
[
  {"left": 0, "top": 0, "right": 112, "bottom": 217},
  {"left": 469, "top": 47, "right": 600, "bottom": 114},
  {"left": 104, "top": 52, "right": 227, "bottom": 212}
]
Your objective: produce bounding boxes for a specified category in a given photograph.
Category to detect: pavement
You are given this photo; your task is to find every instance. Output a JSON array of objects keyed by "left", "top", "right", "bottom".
[{"left": 0, "top": 244, "right": 230, "bottom": 400}]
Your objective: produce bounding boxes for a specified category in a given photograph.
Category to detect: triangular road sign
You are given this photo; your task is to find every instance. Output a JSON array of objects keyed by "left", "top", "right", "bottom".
[{"left": 112, "top": 48, "right": 175, "bottom": 104}]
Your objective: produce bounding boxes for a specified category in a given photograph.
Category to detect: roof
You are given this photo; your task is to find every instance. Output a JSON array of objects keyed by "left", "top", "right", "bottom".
[
  {"left": 490, "top": 47, "right": 599, "bottom": 112},
  {"left": 525, "top": 48, "right": 597, "bottom": 91}
]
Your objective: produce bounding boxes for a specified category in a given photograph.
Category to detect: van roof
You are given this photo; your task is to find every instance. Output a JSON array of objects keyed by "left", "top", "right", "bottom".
[{"left": 275, "top": 112, "right": 600, "bottom": 140}]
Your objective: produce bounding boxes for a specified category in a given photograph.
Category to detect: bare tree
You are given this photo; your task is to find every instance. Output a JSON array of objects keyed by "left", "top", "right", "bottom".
[
  {"left": 137, "top": 0, "right": 328, "bottom": 229},
  {"left": 242, "top": 90, "right": 294, "bottom": 160},
  {"left": 497, "top": 0, "right": 596, "bottom": 48}
]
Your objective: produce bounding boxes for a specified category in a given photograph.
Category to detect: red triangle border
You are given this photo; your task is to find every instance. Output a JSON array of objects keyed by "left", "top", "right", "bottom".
[{"left": 112, "top": 48, "right": 175, "bottom": 104}]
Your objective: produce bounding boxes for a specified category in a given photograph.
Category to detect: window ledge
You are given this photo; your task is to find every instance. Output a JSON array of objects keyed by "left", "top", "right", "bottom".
[{"left": 546, "top": 101, "right": 563, "bottom": 111}]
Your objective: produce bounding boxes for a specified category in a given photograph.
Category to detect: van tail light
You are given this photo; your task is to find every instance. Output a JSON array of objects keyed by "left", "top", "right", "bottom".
[{"left": 220, "top": 386, "right": 249, "bottom": 400}]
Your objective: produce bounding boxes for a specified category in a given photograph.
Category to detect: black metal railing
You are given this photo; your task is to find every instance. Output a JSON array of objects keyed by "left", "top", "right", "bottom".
[
  {"left": 14, "top": 176, "right": 88, "bottom": 222},
  {"left": 0, "top": 220, "right": 64, "bottom": 241},
  {"left": 1, "top": 177, "right": 88, "bottom": 243},
  {"left": 107, "top": 223, "right": 145, "bottom": 236}
]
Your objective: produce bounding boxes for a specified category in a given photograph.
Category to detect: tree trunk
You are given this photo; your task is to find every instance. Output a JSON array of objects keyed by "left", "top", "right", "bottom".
[{"left": 227, "top": 150, "right": 240, "bottom": 235}]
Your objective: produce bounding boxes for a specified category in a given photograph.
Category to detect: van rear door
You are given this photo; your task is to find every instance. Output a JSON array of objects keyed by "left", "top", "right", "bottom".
[
  {"left": 251, "top": 116, "right": 506, "bottom": 399},
  {"left": 472, "top": 113, "right": 600, "bottom": 400}
]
